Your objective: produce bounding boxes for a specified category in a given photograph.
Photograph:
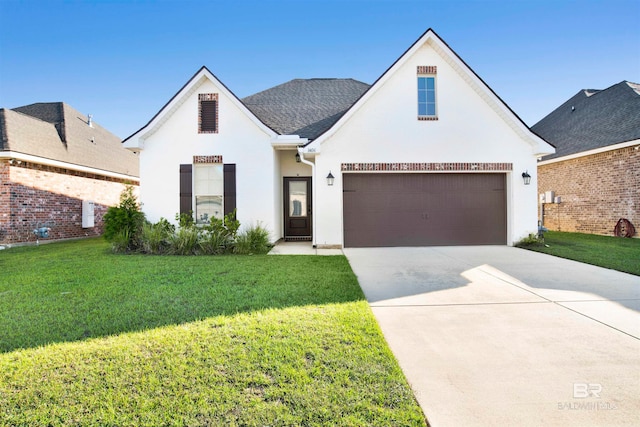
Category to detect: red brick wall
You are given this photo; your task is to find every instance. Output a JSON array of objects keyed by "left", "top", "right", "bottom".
[
  {"left": 1, "top": 159, "right": 139, "bottom": 245},
  {"left": 0, "top": 161, "right": 9, "bottom": 242},
  {"left": 538, "top": 146, "right": 639, "bottom": 237}
]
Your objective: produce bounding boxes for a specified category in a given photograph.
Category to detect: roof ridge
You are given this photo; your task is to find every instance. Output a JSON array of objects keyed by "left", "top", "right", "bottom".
[
  {"left": 6, "top": 107, "right": 57, "bottom": 125},
  {"left": 240, "top": 77, "right": 371, "bottom": 139},
  {"left": 300, "top": 77, "right": 363, "bottom": 81},
  {"left": 581, "top": 80, "right": 639, "bottom": 99}
]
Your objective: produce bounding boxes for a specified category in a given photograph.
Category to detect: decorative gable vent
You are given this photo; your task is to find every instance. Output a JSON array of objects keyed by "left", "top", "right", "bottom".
[{"left": 198, "top": 93, "right": 219, "bottom": 133}]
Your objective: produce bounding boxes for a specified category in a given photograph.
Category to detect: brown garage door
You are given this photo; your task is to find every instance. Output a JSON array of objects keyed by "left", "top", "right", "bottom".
[{"left": 343, "top": 173, "right": 506, "bottom": 247}]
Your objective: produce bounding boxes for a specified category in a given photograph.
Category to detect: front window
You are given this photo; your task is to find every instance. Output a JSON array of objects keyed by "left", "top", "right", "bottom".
[{"left": 194, "top": 163, "right": 224, "bottom": 224}]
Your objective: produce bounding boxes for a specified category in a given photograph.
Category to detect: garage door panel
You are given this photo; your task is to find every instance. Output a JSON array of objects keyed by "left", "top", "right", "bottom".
[{"left": 343, "top": 173, "right": 506, "bottom": 247}]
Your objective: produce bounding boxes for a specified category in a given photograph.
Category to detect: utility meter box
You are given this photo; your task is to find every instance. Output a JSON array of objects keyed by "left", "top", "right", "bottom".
[
  {"left": 33, "top": 227, "right": 50, "bottom": 238},
  {"left": 82, "top": 200, "right": 95, "bottom": 228},
  {"left": 545, "top": 191, "right": 555, "bottom": 204}
]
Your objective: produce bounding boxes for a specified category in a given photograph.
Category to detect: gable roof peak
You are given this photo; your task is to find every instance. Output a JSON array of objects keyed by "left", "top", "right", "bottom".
[
  {"left": 305, "top": 27, "right": 553, "bottom": 156},
  {"left": 123, "top": 65, "right": 277, "bottom": 146}
]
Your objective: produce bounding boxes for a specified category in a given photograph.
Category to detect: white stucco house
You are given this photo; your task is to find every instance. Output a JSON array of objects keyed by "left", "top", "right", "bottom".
[{"left": 123, "top": 29, "right": 554, "bottom": 248}]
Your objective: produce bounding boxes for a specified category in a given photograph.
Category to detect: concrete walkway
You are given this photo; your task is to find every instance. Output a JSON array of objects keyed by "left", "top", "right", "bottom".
[
  {"left": 343, "top": 246, "right": 640, "bottom": 427},
  {"left": 268, "top": 241, "right": 343, "bottom": 256}
]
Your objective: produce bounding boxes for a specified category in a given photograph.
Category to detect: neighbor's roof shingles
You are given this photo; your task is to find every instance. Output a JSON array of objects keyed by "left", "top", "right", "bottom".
[
  {"left": 532, "top": 81, "right": 640, "bottom": 160},
  {"left": 242, "top": 78, "right": 370, "bottom": 140},
  {"left": 1, "top": 102, "right": 139, "bottom": 177}
]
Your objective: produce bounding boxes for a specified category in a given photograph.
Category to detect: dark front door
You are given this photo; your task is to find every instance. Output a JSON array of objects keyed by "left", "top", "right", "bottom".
[{"left": 284, "top": 177, "right": 312, "bottom": 240}]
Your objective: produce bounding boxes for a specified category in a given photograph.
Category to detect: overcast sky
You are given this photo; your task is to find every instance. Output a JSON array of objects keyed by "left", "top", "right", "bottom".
[{"left": 1, "top": 0, "right": 638, "bottom": 138}]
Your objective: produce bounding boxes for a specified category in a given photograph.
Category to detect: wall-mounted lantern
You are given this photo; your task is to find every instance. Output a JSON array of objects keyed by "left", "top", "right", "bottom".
[
  {"left": 295, "top": 152, "right": 301, "bottom": 163},
  {"left": 522, "top": 171, "right": 531, "bottom": 185},
  {"left": 326, "top": 171, "right": 335, "bottom": 186}
]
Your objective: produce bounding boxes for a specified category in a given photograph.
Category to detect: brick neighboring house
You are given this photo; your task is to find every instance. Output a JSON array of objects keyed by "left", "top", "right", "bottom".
[
  {"left": 533, "top": 81, "right": 640, "bottom": 237},
  {"left": 0, "top": 102, "right": 139, "bottom": 245}
]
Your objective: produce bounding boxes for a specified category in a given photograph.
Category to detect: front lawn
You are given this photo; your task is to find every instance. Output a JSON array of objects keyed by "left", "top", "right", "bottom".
[
  {"left": 521, "top": 231, "right": 640, "bottom": 276},
  {"left": 0, "top": 238, "right": 426, "bottom": 426}
]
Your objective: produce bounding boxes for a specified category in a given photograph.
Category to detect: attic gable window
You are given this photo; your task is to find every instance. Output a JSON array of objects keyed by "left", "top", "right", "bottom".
[
  {"left": 417, "top": 66, "right": 438, "bottom": 121},
  {"left": 198, "top": 93, "right": 219, "bottom": 133}
]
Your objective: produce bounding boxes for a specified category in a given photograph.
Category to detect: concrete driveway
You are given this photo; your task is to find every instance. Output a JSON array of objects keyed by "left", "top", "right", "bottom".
[{"left": 343, "top": 246, "right": 640, "bottom": 427}]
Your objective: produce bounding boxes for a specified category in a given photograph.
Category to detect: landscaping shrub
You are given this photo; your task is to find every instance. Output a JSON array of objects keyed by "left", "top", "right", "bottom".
[
  {"left": 515, "top": 233, "right": 545, "bottom": 248},
  {"left": 167, "top": 226, "right": 201, "bottom": 255},
  {"left": 103, "top": 185, "right": 145, "bottom": 252},
  {"left": 110, "top": 229, "right": 132, "bottom": 254},
  {"left": 203, "top": 209, "right": 240, "bottom": 238},
  {"left": 199, "top": 229, "right": 231, "bottom": 255},
  {"left": 234, "top": 223, "right": 272, "bottom": 255},
  {"left": 140, "top": 219, "right": 174, "bottom": 254},
  {"left": 107, "top": 200, "right": 272, "bottom": 256},
  {"left": 175, "top": 211, "right": 195, "bottom": 229}
]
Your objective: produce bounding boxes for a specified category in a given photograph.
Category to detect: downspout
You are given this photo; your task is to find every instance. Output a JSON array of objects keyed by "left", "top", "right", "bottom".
[{"left": 297, "top": 147, "right": 317, "bottom": 248}]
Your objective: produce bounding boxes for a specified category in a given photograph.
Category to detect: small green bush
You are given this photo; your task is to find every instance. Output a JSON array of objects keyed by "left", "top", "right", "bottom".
[
  {"left": 197, "top": 210, "right": 239, "bottom": 254},
  {"left": 167, "top": 226, "right": 201, "bottom": 255},
  {"left": 141, "top": 219, "right": 174, "bottom": 254},
  {"left": 203, "top": 209, "right": 240, "bottom": 238},
  {"left": 199, "top": 230, "right": 231, "bottom": 255},
  {"left": 110, "top": 229, "right": 132, "bottom": 253},
  {"left": 516, "top": 233, "right": 544, "bottom": 247},
  {"left": 175, "top": 211, "right": 195, "bottom": 229},
  {"left": 103, "top": 185, "right": 145, "bottom": 252},
  {"left": 234, "top": 223, "right": 272, "bottom": 255}
]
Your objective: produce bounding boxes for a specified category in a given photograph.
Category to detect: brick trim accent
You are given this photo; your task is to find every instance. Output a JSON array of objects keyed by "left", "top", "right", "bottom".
[
  {"left": 199, "top": 93, "right": 218, "bottom": 101},
  {"left": 198, "top": 93, "right": 219, "bottom": 134},
  {"left": 417, "top": 65, "right": 437, "bottom": 74},
  {"left": 418, "top": 116, "right": 439, "bottom": 121},
  {"left": 193, "top": 155, "right": 223, "bottom": 164},
  {"left": 341, "top": 162, "right": 513, "bottom": 172}
]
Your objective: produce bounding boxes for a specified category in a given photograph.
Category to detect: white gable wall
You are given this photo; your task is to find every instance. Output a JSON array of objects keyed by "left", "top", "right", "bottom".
[
  {"left": 137, "top": 78, "right": 279, "bottom": 237},
  {"left": 312, "top": 40, "right": 541, "bottom": 246}
]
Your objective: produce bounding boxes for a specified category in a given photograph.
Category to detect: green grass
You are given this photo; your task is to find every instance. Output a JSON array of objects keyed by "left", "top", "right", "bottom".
[
  {"left": 522, "top": 231, "right": 640, "bottom": 276},
  {"left": 0, "top": 238, "right": 426, "bottom": 426}
]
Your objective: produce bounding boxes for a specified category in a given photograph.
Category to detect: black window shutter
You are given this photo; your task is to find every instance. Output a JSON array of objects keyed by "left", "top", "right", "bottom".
[
  {"left": 179, "top": 164, "right": 192, "bottom": 215},
  {"left": 224, "top": 164, "right": 236, "bottom": 217}
]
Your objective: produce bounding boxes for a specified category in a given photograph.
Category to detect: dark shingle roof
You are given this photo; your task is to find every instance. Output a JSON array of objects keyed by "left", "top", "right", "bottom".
[
  {"left": 1, "top": 102, "right": 139, "bottom": 177},
  {"left": 532, "top": 81, "right": 640, "bottom": 160},
  {"left": 242, "top": 78, "right": 370, "bottom": 140}
]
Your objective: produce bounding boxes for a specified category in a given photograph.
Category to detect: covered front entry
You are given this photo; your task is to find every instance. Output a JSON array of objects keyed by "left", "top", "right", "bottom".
[
  {"left": 343, "top": 173, "right": 507, "bottom": 247},
  {"left": 284, "top": 177, "right": 312, "bottom": 240}
]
